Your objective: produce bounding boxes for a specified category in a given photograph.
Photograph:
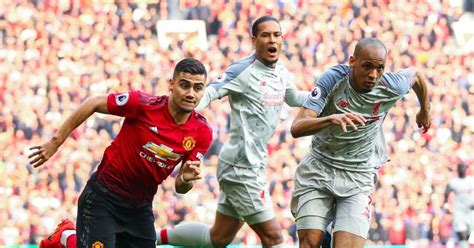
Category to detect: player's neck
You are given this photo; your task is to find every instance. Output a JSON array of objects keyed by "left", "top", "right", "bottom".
[
  {"left": 349, "top": 72, "right": 370, "bottom": 93},
  {"left": 256, "top": 57, "right": 276, "bottom": 68},
  {"left": 167, "top": 103, "right": 191, "bottom": 125}
]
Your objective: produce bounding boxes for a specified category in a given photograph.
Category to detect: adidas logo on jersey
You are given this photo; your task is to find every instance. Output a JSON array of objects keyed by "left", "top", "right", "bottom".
[{"left": 149, "top": 126, "right": 159, "bottom": 134}]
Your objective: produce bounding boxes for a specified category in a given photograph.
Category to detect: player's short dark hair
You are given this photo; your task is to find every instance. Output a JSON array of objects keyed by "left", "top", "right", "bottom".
[
  {"left": 251, "top": 15, "right": 280, "bottom": 37},
  {"left": 353, "top": 38, "right": 387, "bottom": 58},
  {"left": 173, "top": 58, "right": 207, "bottom": 79}
]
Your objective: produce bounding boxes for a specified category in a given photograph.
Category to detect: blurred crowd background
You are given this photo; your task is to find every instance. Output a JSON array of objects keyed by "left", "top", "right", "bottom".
[{"left": 1, "top": 0, "right": 473, "bottom": 246}]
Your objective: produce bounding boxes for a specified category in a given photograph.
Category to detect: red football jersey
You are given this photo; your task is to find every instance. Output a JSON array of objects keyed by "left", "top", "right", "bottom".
[{"left": 96, "top": 91, "right": 212, "bottom": 204}]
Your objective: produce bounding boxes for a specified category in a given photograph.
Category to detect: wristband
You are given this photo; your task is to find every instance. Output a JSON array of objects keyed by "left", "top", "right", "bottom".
[{"left": 180, "top": 174, "right": 192, "bottom": 185}]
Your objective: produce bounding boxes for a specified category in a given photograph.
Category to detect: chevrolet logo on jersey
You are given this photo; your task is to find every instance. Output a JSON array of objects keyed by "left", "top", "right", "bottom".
[{"left": 143, "top": 142, "right": 181, "bottom": 161}]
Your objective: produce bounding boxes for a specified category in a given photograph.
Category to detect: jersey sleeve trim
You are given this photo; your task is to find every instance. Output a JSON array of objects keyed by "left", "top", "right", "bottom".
[
  {"left": 209, "top": 53, "right": 256, "bottom": 92},
  {"left": 303, "top": 64, "right": 350, "bottom": 115}
]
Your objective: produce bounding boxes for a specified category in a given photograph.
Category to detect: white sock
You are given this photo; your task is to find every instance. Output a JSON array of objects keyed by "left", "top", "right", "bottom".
[
  {"left": 157, "top": 223, "right": 212, "bottom": 247},
  {"left": 60, "top": 230, "right": 76, "bottom": 247}
]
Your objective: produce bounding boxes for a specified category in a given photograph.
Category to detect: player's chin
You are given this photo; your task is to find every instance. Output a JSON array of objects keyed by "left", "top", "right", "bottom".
[
  {"left": 179, "top": 101, "right": 196, "bottom": 111},
  {"left": 179, "top": 105, "right": 195, "bottom": 113},
  {"left": 362, "top": 85, "right": 375, "bottom": 93},
  {"left": 266, "top": 55, "right": 279, "bottom": 62},
  {"left": 262, "top": 57, "right": 278, "bottom": 67}
]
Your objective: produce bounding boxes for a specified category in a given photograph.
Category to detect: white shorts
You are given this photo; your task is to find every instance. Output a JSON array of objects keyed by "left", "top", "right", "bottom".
[
  {"left": 216, "top": 160, "right": 275, "bottom": 225},
  {"left": 453, "top": 209, "right": 474, "bottom": 233},
  {"left": 291, "top": 155, "right": 376, "bottom": 238}
]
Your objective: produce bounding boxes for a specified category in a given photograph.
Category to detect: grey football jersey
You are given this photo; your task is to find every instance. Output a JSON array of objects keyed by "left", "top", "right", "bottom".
[
  {"left": 303, "top": 64, "right": 415, "bottom": 172},
  {"left": 447, "top": 177, "right": 474, "bottom": 212},
  {"left": 197, "top": 53, "right": 307, "bottom": 167}
]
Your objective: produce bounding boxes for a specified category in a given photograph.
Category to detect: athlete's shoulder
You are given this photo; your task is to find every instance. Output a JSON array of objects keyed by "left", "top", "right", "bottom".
[
  {"left": 192, "top": 112, "right": 212, "bottom": 131},
  {"left": 210, "top": 54, "right": 256, "bottom": 91},
  {"left": 327, "top": 64, "right": 351, "bottom": 77},
  {"left": 137, "top": 92, "right": 168, "bottom": 107},
  {"left": 218, "top": 53, "right": 256, "bottom": 81},
  {"left": 232, "top": 53, "right": 257, "bottom": 68},
  {"left": 191, "top": 112, "right": 213, "bottom": 143},
  {"left": 315, "top": 64, "right": 350, "bottom": 87},
  {"left": 379, "top": 68, "right": 414, "bottom": 95}
]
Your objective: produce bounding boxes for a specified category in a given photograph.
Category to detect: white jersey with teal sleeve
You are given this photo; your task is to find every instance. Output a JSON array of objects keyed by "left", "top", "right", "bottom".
[
  {"left": 197, "top": 53, "right": 308, "bottom": 168},
  {"left": 303, "top": 64, "right": 415, "bottom": 172}
]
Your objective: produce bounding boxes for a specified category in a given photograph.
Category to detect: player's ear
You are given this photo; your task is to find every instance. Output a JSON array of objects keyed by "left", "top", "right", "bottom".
[
  {"left": 168, "top": 77, "right": 174, "bottom": 91},
  {"left": 251, "top": 35, "right": 257, "bottom": 47},
  {"left": 349, "top": 56, "right": 355, "bottom": 67}
]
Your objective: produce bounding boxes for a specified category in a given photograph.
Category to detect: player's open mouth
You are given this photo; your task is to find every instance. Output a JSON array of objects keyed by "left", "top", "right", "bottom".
[{"left": 267, "top": 47, "right": 277, "bottom": 55}]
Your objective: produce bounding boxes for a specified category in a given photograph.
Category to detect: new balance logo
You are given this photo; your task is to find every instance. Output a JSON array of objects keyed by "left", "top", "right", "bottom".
[{"left": 149, "top": 126, "right": 158, "bottom": 134}]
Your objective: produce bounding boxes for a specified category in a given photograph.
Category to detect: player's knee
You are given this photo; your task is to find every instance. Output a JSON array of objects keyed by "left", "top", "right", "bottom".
[
  {"left": 210, "top": 231, "right": 234, "bottom": 247},
  {"left": 259, "top": 229, "right": 283, "bottom": 246},
  {"left": 299, "top": 236, "right": 322, "bottom": 248},
  {"left": 299, "top": 231, "right": 323, "bottom": 248}
]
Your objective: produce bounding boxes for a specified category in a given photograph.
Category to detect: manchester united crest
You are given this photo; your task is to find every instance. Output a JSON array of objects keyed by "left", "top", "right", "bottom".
[
  {"left": 92, "top": 241, "right": 104, "bottom": 248},
  {"left": 182, "top": 136, "right": 196, "bottom": 151}
]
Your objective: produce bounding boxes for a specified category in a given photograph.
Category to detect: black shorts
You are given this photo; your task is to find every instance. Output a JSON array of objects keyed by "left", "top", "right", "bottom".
[{"left": 76, "top": 174, "right": 156, "bottom": 248}]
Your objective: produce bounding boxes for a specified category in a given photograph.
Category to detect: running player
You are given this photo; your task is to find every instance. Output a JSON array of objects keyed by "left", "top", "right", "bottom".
[
  {"left": 444, "top": 163, "right": 474, "bottom": 247},
  {"left": 290, "top": 37, "right": 431, "bottom": 248},
  {"left": 157, "top": 15, "right": 308, "bottom": 247},
  {"left": 29, "top": 58, "right": 212, "bottom": 248}
]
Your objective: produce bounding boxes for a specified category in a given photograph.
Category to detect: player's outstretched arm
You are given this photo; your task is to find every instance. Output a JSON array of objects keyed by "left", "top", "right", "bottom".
[
  {"left": 291, "top": 108, "right": 366, "bottom": 138},
  {"left": 28, "top": 96, "right": 109, "bottom": 168},
  {"left": 195, "top": 87, "right": 227, "bottom": 111},
  {"left": 284, "top": 82, "right": 310, "bottom": 107},
  {"left": 175, "top": 160, "right": 202, "bottom": 194},
  {"left": 411, "top": 71, "right": 431, "bottom": 133}
]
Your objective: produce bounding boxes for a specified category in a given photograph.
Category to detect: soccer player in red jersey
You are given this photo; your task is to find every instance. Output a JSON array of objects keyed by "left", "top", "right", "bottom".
[{"left": 28, "top": 58, "right": 213, "bottom": 248}]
